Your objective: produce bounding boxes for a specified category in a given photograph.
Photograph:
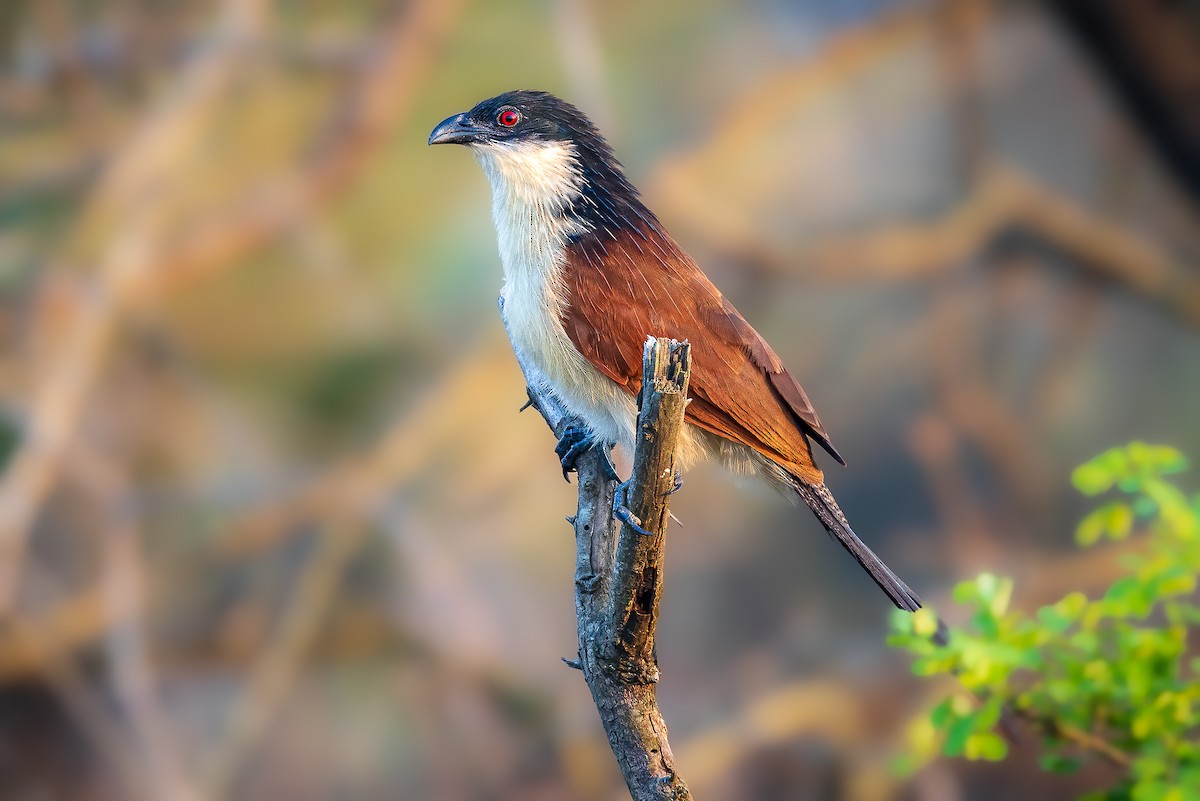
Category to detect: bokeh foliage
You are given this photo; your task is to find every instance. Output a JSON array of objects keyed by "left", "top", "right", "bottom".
[
  {"left": 890, "top": 443, "right": 1200, "bottom": 799},
  {"left": 5, "top": 1, "right": 1200, "bottom": 797}
]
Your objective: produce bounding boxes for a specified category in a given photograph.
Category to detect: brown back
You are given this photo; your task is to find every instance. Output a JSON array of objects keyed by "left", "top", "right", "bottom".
[{"left": 561, "top": 226, "right": 842, "bottom": 485}]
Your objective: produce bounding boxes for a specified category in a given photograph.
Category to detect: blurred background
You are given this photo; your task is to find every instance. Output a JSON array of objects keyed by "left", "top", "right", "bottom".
[{"left": 0, "top": 0, "right": 1198, "bottom": 799}]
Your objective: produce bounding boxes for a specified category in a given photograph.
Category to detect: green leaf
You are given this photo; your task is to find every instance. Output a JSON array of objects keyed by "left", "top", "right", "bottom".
[
  {"left": 942, "top": 711, "right": 976, "bottom": 757},
  {"left": 929, "top": 699, "right": 953, "bottom": 728},
  {"left": 1070, "top": 630, "right": 1098, "bottom": 652},
  {"left": 912, "top": 607, "right": 940, "bottom": 638},
  {"left": 953, "top": 578, "right": 979, "bottom": 605},
  {"left": 964, "top": 732, "right": 1008, "bottom": 761},
  {"left": 1128, "top": 442, "right": 1187, "bottom": 476},
  {"left": 1076, "top": 502, "right": 1133, "bottom": 545},
  {"left": 1133, "top": 495, "right": 1159, "bottom": 518},
  {"left": 889, "top": 608, "right": 914, "bottom": 635},
  {"left": 1073, "top": 460, "right": 1116, "bottom": 496},
  {"left": 976, "top": 573, "right": 999, "bottom": 602},
  {"left": 1058, "top": 592, "right": 1088, "bottom": 618},
  {"left": 989, "top": 576, "right": 1014, "bottom": 617},
  {"left": 1158, "top": 567, "right": 1197, "bottom": 597},
  {"left": 971, "top": 609, "right": 999, "bottom": 639},
  {"left": 1104, "top": 576, "right": 1145, "bottom": 608},
  {"left": 1132, "top": 752, "right": 1168, "bottom": 780},
  {"left": 1036, "top": 604, "right": 1072, "bottom": 634}
]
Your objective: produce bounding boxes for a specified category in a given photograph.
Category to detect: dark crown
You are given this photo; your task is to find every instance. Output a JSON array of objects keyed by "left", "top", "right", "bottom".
[{"left": 468, "top": 90, "right": 665, "bottom": 242}]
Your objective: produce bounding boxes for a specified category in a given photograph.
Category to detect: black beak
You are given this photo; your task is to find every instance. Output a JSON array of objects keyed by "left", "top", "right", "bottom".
[{"left": 428, "top": 112, "right": 487, "bottom": 146}]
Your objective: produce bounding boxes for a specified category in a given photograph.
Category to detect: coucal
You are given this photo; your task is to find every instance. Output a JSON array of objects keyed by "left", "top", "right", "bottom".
[{"left": 429, "top": 90, "right": 921, "bottom": 612}]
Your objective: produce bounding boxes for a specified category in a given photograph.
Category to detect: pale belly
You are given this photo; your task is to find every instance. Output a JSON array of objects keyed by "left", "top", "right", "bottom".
[{"left": 501, "top": 286, "right": 638, "bottom": 452}]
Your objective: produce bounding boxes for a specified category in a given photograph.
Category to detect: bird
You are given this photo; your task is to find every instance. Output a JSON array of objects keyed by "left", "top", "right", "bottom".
[{"left": 429, "top": 90, "right": 922, "bottom": 612}]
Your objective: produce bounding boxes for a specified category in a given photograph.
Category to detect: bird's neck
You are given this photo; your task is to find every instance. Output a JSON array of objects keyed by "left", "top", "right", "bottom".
[
  {"left": 470, "top": 139, "right": 676, "bottom": 321},
  {"left": 471, "top": 141, "right": 587, "bottom": 289}
]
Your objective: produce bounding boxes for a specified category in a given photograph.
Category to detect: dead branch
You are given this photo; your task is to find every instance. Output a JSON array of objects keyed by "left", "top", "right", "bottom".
[
  {"left": 513, "top": 328, "right": 693, "bottom": 801},
  {"left": 604, "top": 340, "right": 690, "bottom": 685}
]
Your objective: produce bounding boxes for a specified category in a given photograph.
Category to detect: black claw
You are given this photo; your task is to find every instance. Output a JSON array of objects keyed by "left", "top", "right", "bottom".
[
  {"left": 615, "top": 506, "right": 655, "bottom": 537},
  {"left": 555, "top": 425, "right": 591, "bottom": 481},
  {"left": 555, "top": 426, "right": 620, "bottom": 484},
  {"left": 598, "top": 445, "right": 620, "bottom": 482},
  {"left": 559, "top": 439, "right": 592, "bottom": 482},
  {"left": 613, "top": 480, "right": 655, "bottom": 537}
]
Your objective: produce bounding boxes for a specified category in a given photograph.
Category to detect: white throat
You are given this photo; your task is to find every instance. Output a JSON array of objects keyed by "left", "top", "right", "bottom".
[
  {"left": 470, "top": 139, "right": 638, "bottom": 451},
  {"left": 470, "top": 140, "right": 587, "bottom": 283}
]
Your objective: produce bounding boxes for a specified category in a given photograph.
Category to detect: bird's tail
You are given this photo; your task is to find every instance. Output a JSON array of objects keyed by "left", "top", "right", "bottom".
[{"left": 793, "top": 481, "right": 923, "bottom": 613}]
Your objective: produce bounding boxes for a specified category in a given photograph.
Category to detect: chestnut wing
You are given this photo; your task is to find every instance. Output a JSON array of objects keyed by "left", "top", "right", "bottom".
[{"left": 560, "top": 230, "right": 842, "bottom": 480}]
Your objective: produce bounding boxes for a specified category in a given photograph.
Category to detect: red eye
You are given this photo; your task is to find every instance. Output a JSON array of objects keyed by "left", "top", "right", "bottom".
[{"left": 497, "top": 108, "right": 520, "bottom": 127}]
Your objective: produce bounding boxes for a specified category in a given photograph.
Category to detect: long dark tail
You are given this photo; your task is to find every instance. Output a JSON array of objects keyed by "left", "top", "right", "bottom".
[{"left": 794, "top": 481, "right": 923, "bottom": 613}]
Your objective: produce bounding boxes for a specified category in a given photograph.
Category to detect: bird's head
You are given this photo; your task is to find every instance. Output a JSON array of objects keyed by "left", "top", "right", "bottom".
[
  {"left": 429, "top": 90, "right": 649, "bottom": 231},
  {"left": 428, "top": 89, "right": 601, "bottom": 151}
]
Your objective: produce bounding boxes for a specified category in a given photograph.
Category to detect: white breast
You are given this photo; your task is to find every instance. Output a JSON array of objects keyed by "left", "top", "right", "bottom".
[{"left": 471, "top": 140, "right": 638, "bottom": 451}]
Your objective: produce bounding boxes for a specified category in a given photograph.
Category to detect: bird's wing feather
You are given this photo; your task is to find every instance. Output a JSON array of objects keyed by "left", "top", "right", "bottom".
[{"left": 561, "top": 227, "right": 843, "bottom": 481}]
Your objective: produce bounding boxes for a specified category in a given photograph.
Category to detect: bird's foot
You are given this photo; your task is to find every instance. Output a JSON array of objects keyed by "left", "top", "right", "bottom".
[
  {"left": 666, "top": 472, "right": 685, "bottom": 496},
  {"left": 555, "top": 426, "right": 619, "bottom": 483},
  {"left": 597, "top": 444, "right": 620, "bottom": 482},
  {"left": 555, "top": 425, "right": 591, "bottom": 481},
  {"left": 613, "top": 479, "right": 655, "bottom": 537}
]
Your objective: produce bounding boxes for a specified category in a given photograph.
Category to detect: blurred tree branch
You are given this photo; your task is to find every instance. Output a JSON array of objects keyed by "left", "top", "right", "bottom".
[
  {"left": 513, "top": 327, "right": 693, "bottom": 801},
  {"left": 668, "top": 164, "right": 1200, "bottom": 326},
  {"left": 7, "top": 566, "right": 154, "bottom": 800},
  {"left": 0, "top": 0, "right": 267, "bottom": 617},
  {"left": 81, "top": 454, "right": 200, "bottom": 801},
  {"left": 644, "top": 0, "right": 1199, "bottom": 327},
  {"left": 202, "top": 525, "right": 364, "bottom": 798},
  {"left": 0, "top": 0, "right": 460, "bottom": 615},
  {"left": 218, "top": 337, "right": 521, "bottom": 557}
]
